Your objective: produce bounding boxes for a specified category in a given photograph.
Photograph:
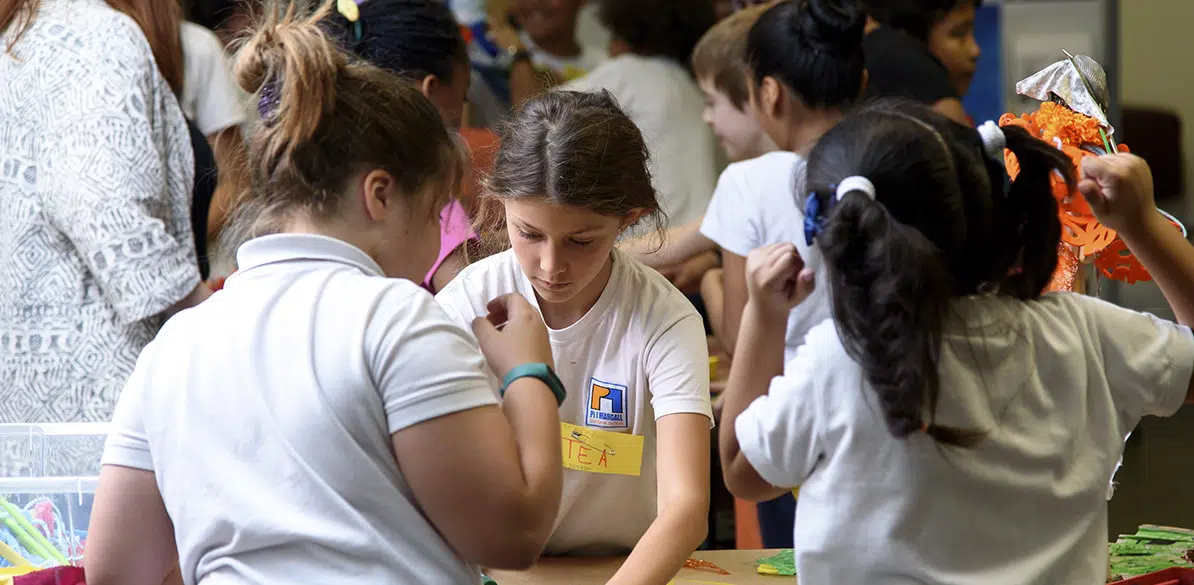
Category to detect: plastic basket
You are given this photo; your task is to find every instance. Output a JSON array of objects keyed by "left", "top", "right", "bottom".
[{"left": 1118, "top": 568, "right": 1194, "bottom": 585}]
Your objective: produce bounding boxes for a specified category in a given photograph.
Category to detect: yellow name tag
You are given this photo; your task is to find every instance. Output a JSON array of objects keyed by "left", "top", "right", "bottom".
[{"left": 560, "top": 422, "right": 644, "bottom": 476}]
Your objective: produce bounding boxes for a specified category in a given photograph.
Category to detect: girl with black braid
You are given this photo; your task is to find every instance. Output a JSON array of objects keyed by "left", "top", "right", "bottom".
[
  {"left": 323, "top": 0, "right": 489, "bottom": 293},
  {"left": 719, "top": 100, "right": 1194, "bottom": 582}
]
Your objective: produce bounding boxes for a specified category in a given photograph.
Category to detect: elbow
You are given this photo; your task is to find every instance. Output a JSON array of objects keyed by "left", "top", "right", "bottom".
[
  {"left": 722, "top": 459, "right": 778, "bottom": 503},
  {"left": 463, "top": 501, "right": 558, "bottom": 570},
  {"left": 470, "top": 525, "right": 552, "bottom": 570}
]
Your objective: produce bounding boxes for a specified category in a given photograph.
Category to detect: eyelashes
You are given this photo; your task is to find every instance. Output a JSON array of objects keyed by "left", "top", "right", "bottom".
[{"left": 517, "top": 231, "right": 594, "bottom": 247}]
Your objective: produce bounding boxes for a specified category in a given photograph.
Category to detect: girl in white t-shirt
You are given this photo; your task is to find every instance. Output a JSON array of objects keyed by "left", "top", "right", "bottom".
[
  {"left": 436, "top": 90, "right": 713, "bottom": 585},
  {"left": 85, "top": 5, "right": 567, "bottom": 585},
  {"left": 720, "top": 99, "right": 1194, "bottom": 583}
]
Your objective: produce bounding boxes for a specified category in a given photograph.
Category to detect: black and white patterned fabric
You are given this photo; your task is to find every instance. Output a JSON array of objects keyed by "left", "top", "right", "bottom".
[{"left": 0, "top": 0, "right": 199, "bottom": 425}]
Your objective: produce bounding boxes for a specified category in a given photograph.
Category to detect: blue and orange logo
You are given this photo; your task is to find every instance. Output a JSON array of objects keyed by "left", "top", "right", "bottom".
[{"left": 586, "top": 377, "right": 628, "bottom": 429}]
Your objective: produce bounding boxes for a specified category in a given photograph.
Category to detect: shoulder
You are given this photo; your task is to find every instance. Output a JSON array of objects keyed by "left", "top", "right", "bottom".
[
  {"left": 610, "top": 249, "right": 702, "bottom": 330},
  {"left": 725, "top": 151, "right": 802, "bottom": 189},
  {"left": 435, "top": 250, "right": 523, "bottom": 317},
  {"left": 863, "top": 27, "right": 955, "bottom": 102},
  {"left": 51, "top": 2, "right": 157, "bottom": 77}
]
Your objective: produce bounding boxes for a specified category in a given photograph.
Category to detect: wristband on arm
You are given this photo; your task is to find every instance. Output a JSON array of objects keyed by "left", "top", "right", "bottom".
[{"left": 500, "top": 363, "right": 566, "bottom": 406}]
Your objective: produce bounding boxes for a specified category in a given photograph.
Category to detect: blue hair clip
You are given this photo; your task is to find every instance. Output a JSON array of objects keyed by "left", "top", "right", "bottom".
[
  {"left": 803, "top": 191, "right": 824, "bottom": 246},
  {"left": 257, "top": 79, "right": 281, "bottom": 124}
]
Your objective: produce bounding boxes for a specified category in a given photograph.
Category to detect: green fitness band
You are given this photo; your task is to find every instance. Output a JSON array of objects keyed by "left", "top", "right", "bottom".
[{"left": 501, "top": 363, "right": 567, "bottom": 406}]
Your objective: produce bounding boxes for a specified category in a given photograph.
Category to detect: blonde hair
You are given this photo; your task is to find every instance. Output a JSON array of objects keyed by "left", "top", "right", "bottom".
[
  {"left": 690, "top": 3, "right": 772, "bottom": 109},
  {"left": 220, "top": 0, "right": 464, "bottom": 252}
]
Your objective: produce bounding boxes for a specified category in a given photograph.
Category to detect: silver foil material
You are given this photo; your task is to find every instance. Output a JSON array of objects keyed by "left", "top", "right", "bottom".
[{"left": 1015, "top": 55, "right": 1114, "bottom": 136}]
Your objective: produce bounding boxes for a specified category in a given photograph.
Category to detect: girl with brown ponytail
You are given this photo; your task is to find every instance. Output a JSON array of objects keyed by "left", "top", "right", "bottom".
[
  {"left": 86, "top": 3, "right": 568, "bottom": 584},
  {"left": 719, "top": 100, "right": 1194, "bottom": 583}
]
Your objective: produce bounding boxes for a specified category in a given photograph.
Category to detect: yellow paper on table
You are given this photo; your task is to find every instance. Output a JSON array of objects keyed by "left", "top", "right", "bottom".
[{"left": 561, "top": 422, "right": 644, "bottom": 476}]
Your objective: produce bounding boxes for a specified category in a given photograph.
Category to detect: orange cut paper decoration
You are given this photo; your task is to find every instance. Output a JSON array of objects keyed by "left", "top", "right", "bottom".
[{"left": 998, "top": 107, "right": 1153, "bottom": 291}]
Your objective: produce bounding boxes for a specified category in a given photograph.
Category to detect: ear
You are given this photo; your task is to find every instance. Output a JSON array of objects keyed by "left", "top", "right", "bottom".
[
  {"left": 620, "top": 208, "right": 648, "bottom": 231},
  {"left": 360, "top": 169, "right": 398, "bottom": 223},
  {"left": 759, "top": 76, "right": 783, "bottom": 120},
  {"left": 419, "top": 74, "right": 440, "bottom": 101}
]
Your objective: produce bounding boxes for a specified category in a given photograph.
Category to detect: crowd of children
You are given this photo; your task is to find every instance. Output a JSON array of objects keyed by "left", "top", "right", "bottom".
[{"left": 3, "top": 0, "right": 1193, "bottom": 583}]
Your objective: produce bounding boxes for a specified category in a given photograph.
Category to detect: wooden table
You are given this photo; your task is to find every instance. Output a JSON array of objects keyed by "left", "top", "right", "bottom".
[{"left": 487, "top": 549, "right": 793, "bottom": 585}]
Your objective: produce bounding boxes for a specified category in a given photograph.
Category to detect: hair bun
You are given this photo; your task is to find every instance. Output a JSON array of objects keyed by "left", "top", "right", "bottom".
[{"left": 794, "top": 0, "right": 865, "bottom": 57}]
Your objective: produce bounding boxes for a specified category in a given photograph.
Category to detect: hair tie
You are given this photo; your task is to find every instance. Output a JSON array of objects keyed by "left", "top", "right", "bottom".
[
  {"left": 836, "top": 176, "right": 876, "bottom": 201},
  {"left": 803, "top": 191, "right": 824, "bottom": 246},
  {"left": 978, "top": 120, "right": 1007, "bottom": 164},
  {"left": 337, "top": 0, "right": 363, "bottom": 40},
  {"left": 257, "top": 79, "right": 281, "bottom": 124}
]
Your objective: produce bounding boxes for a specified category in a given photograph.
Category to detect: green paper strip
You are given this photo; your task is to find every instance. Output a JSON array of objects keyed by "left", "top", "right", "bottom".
[{"left": 0, "top": 499, "right": 65, "bottom": 565}]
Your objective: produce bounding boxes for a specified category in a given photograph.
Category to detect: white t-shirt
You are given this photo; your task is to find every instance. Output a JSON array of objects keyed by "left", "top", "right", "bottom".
[
  {"left": 736, "top": 292, "right": 1194, "bottom": 584},
  {"left": 564, "top": 55, "right": 720, "bottom": 226},
  {"left": 180, "top": 22, "right": 246, "bottom": 136},
  {"left": 102, "top": 234, "right": 498, "bottom": 585},
  {"left": 575, "top": 2, "right": 611, "bottom": 58},
  {"left": 700, "top": 152, "right": 831, "bottom": 365},
  {"left": 435, "top": 248, "right": 713, "bottom": 554},
  {"left": 521, "top": 31, "right": 604, "bottom": 84}
]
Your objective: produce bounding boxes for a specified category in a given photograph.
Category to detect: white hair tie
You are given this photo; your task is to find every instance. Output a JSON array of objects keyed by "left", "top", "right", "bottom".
[
  {"left": 836, "top": 176, "right": 876, "bottom": 201},
  {"left": 978, "top": 120, "right": 1007, "bottom": 163}
]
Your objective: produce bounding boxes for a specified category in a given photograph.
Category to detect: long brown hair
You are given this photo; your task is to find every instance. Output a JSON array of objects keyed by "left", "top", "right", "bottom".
[
  {"left": 1, "top": 0, "right": 39, "bottom": 52},
  {"left": 107, "top": 0, "right": 185, "bottom": 95},
  {"left": 2, "top": 0, "right": 184, "bottom": 95},
  {"left": 218, "top": 0, "right": 463, "bottom": 252}
]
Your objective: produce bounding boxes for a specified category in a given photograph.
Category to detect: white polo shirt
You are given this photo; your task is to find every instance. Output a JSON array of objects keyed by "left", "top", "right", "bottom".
[
  {"left": 102, "top": 233, "right": 497, "bottom": 585},
  {"left": 700, "top": 151, "right": 832, "bottom": 365},
  {"left": 435, "top": 248, "right": 713, "bottom": 554},
  {"left": 736, "top": 292, "right": 1194, "bottom": 584}
]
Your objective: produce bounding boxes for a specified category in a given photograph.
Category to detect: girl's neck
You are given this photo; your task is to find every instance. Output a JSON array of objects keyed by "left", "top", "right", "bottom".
[
  {"left": 536, "top": 255, "right": 614, "bottom": 330},
  {"left": 790, "top": 110, "right": 847, "bottom": 156}
]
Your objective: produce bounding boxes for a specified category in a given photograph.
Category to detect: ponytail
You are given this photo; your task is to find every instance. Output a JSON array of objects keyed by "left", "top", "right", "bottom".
[
  {"left": 818, "top": 188, "right": 973, "bottom": 444},
  {"left": 989, "top": 125, "right": 1075, "bottom": 299},
  {"left": 236, "top": 1, "right": 345, "bottom": 184},
  {"left": 219, "top": 0, "right": 463, "bottom": 255}
]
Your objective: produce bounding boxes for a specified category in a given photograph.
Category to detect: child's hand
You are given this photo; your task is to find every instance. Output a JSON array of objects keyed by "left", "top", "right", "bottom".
[
  {"left": 1079, "top": 153, "right": 1157, "bottom": 236},
  {"left": 472, "top": 294, "right": 554, "bottom": 378},
  {"left": 745, "top": 242, "right": 814, "bottom": 316}
]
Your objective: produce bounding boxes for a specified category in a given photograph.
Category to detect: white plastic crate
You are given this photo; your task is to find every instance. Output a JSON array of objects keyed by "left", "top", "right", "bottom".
[{"left": 0, "top": 423, "right": 107, "bottom": 570}]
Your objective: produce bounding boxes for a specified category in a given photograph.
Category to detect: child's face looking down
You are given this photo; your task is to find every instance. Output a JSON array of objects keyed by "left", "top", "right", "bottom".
[
  {"left": 504, "top": 199, "right": 640, "bottom": 306},
  {"left": 514, "top": 0, "right": 584, "bottom": 45},
  {"left": 927, "top": 3, "right": 981, "bottom": 97},
  {"left": 699, "top": 77, "right": 771, "bottom": 162}
]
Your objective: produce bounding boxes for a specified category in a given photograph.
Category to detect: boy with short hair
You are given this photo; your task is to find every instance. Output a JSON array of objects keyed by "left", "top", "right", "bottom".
[{"left": 623, "top": 4, "right": 775, "bottom": 339}]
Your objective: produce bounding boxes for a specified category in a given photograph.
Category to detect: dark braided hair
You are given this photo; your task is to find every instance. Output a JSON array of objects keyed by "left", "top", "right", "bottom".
[
  {"left": 803, "top": 100, "right": 1073, "bottom": 446},
  {"left": 322, "top": 0, "right": 467, "bottom": 84}
]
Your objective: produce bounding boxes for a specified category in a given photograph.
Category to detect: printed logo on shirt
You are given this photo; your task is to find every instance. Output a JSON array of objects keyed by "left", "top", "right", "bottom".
[{"left": 586, "top": 377, "right": 628, "bottom": 429}]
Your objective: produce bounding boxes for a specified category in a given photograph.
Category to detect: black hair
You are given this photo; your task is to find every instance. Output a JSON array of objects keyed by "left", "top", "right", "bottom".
[
  {"left": 322, "top": 0, "right": 467, "bottom": 84},
  {"left": 746, "top": 0, "right": 866, "bottom": 109},
  {"left": 803, "top": 100, "right": 1073, "bottom": 445},
  {"left": 861, "top": 0, "right": 982, "bottom": 43},
  {"left": 598, "top": 0, "right": 718, "bottom": 67}
]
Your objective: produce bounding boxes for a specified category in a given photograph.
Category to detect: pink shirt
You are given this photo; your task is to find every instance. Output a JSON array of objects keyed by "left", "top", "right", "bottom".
[{"left": 423, "top": 200, "right": 477, "bottom": 292}]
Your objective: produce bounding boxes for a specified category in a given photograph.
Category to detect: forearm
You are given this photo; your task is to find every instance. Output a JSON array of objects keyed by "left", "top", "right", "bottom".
[
  {"left": 719, "top": 304, "right": 787, "bottom": 500},
  {"left": 622, "top": 222, "right": 714, "bottom": 268},
  {"left": 606, "top": 499, "right": 709, "bottom": 585},
  {"left": 1120, "top": 212, "right": 1194, "bottom": 326},
  {"left": 500, "top": 379, "right": 565, "bottom": 532}
]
